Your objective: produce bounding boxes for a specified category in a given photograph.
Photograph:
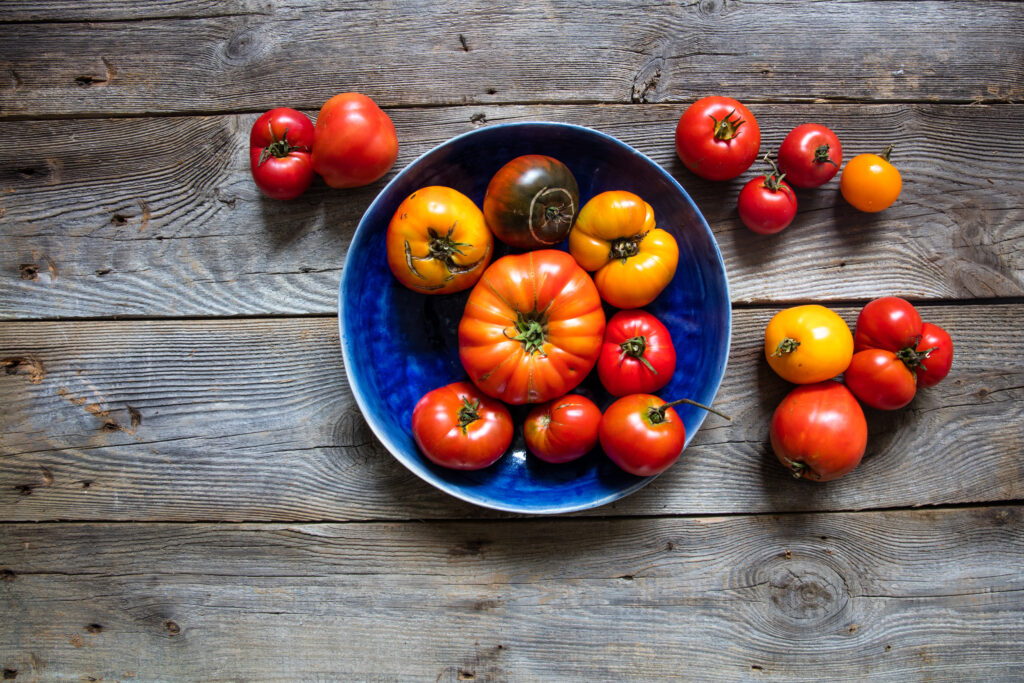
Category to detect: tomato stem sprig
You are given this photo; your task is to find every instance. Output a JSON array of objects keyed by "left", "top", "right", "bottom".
[
  {"left": 648, "top": 398, "right": 732, "bottom": 425},
  {"left": 619, "top": 335, "right": 657, "bottom": 373},
  {"left": 708, "top": 109, "right": 747, "bottom": 141},
  {"left": 608, "top": 231, "right": 649, "bottom": 263},
  {"left": 509, "top": 310, "right": 549, "bottom": 356},
  {"left": 759, "top": 154, "right": 790, "bottom": 192},
  {"left": 258, "top": 125, "right": 310, "bottom": 166},
  {"left": 772, "top": 337, "right": 800, "bottom": 357},
  {"left": 814, "top": 144, "right": 839, "bottom": 168},
  {"left": 456, "top": 397, "right": 481, "bottom": 434},
  {"left": 895, "top": 340, "right": 938, "bottom": 371},
  {"left": 880, "top": 144, "right": 895, "bottom": 162}
]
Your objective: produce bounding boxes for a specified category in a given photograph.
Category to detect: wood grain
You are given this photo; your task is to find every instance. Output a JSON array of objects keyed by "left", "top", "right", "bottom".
[
  {"left": 1, "top": 304, "right": 1020, "bottom": 522},
  {"left": 1, "top": 507, "right": 1021, "bottom": 680},
  {"left": 2, "top": 103, "right": 1021, "bottom": 320},
  {"left": 1, "top": 1, "right": 1021, "bottom": 118}
]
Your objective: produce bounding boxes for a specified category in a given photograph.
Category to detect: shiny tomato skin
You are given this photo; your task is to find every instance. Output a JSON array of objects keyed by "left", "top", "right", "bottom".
[
  {"left": 764, "top": 304, "right": 854, "bottom": 384},
  {"left": 523, "top": 394, "right": 602, "bottom": 464},
  {"left": 854, "top": 297, "right": 923, "bottom": 353},
  {"left": 777, "top": 124, "right": 843, "bottom": 188},
  {"left": 737, "top": 175, "right": 798, "bottom": 234},
  {"left": 914, "top": 322, "right": 953, "bottom": 388},
  {"left": 840, "top": 150, "right": 902, "bottom": 212},
  {"left": 770, "top": 381, "right": 867, "bottom": 482},
  {"left": 845, "top": 349, "right": 918, "bottom": 410},
  {"left": 312, "top": 93, "right": 398, "bottom": 188},
  {"left": 411, "top": 381, "right": 513, "bottom": 470},
  {"left": 599, "top": 394, "right": 687, "bottom": 477},
  {"left": 483, "top": 155, "right": 580, "bottom": 249},
  {"left": 675, "top": 96, "right": 761, "bottom": 181},
  {"left": 249, "top": 108, "right": 316, "bottom": 200},
  {"left": 597, "top": 310, "right": 676, "bottom": 397}
]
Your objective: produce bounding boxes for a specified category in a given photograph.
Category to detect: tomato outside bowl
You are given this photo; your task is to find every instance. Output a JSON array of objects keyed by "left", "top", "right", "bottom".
[{"left": 339, "top": 122, "right": 730, "bottom": 514}]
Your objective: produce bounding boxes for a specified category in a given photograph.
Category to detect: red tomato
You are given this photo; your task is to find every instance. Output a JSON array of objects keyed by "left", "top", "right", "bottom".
[
  {"left": 599, "top": 394, "right": 688, "bottom": 477},
  {"left": 854, "top": 296, "right": 923, "bottom": 353},
  {"left": 914, "top": 322, "right": 953, "bottom": 388},
  {"left": 777, "top": 123, "right": 843, "bottom": 188},
  {"left": 523, "top": 394, "right": 602, "bottom": 464},
  {"left": 675, "top": 96, "right": 761, "bottom": 181},
  {"left": 311, "top": 93, "right": 399, "bottom": 188},
  {"left": 737, "top": 160, "right": 798, "bottom": 234},
  {"left": 249, "top": 108, "right": 315, "bottom": 200},
  {"left": 411, "top": 381, "right": 513, "bottom": 470},
  {"left": 597, "top": 310, "right": 677, "bottom": 397},
  {"left": 845, "top": 349, "right": 918, "bottom": 410},
  {"left": 770, "top": 381, "right": 867, "bottom": 481}
]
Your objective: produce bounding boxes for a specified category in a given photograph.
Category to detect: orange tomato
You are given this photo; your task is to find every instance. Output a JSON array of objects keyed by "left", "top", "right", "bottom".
[
  {"left": 840, "top": 146, "right": 902, "bottom": 212},
  {"left": 568, "top": 191, "right": 679, "bottom": 309},
  {"left": 764, "top": 305, "right": 854, "bottom": 384},
  {"left": 385, "top": 186, "right": 493, "bottom": 295}
]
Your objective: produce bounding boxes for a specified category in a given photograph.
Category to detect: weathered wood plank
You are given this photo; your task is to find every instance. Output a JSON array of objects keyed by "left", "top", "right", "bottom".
[
  {"left": 1, "top": 507, "right": 1022, "bottom": 680},
  {"left": 1, "top": 304, "right": 1020, "bottom": 522},
  {"left": 0, "top": 0, "right": 267, "bottom": 22},
  {"left": 2, "top": 103, "right": 1021, "bottom": 319},
  {"left": 1, "top": 1, "right": 1020, "bottom": 118}
]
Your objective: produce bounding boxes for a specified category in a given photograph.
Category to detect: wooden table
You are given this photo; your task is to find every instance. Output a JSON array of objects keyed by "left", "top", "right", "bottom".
[{"left": 2, "top": 1, "right": 1022, "bottom": 680}]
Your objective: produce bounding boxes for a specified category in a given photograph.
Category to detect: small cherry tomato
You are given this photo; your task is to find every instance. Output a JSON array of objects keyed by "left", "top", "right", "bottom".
[
  {"left": 249, "top": 108, "right": 315, "bottom": 200},
  {"left": 523, "top": 394, "right": 602, "bottom": 464},
  {"left": 597, "top": 309, "right": 677, "bottom": 397},
  {"left": 845, "top": 348, "right": 918, "bottom": 410},
  {"left": 914, "top": 322, "right": 954, "bottom": 388},
  {"left": 764, "top": 304, "right": 854, "bottom": 384},
  {"left": 675, "top": 96, "right": 761, "bottom": 181},
  {"left": 737, "top": 156, "right": 798, "bottom": 234},
  {"left": 853, "top": 296, "right": 923, "bottom": 353},
  {"left": 770, "top": 381, "right": 867, "bottom": 482},
  {"left": 840, "top": 145, "right": 902, "bottom": 212},
  {"left": 311, "top": 92, "right": 398, "bottom": 189},
  {"left": 777, "top": 123, "right": 843, "bottom": 188},
  {"left": 483, "top": 155, "right": 579, "bottom": 249},
  {"left": 411, "top": 381, "right": 513, "bottom": 470}
]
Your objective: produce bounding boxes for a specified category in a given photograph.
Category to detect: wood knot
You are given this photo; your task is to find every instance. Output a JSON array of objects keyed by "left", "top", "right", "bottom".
[
  {"left": 2, "top": 356, "right": 46, "bottom": 384},
  {"left": 767, "top": 560, "right": 849, "bottom": 626},
  {"left": 18, "top": 264, "right": 38, "bottom": 280},
  {"left": 2, "top": 669, "right": 17, "bottom": 679},
  {"left": 222, "top": 26, "right": 268, "bottom": 65},
  {"left": 84, "top": 623, "right": 104, "bottom": 634},
  {"left": 163, "top": 620, "right": 181, "bottom": 636},
  {"left": 1, "top": 568, "right": 16, "bottom": 582}
]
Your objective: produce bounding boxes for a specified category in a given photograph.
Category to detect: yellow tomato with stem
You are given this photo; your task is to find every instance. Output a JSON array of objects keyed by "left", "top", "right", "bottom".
[
  {"left": 764, "top": 305, "right": 854, "bottom": 384},
  {"left": 840, "top": 145, "right": 902, "bottom": 212},
  {"left": 568, "top": 190, "right": 679, "bottom": 309}
]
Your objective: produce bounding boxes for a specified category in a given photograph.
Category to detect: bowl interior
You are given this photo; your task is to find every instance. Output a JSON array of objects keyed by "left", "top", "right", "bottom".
[{"left": 340, "top": 122, "right": 730, "bottom": 514}]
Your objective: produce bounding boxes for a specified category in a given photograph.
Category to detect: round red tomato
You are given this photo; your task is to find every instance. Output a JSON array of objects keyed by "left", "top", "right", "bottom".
[
  {"left": 845, "top": 349, "right": 917, "bottom": 410},
  {"left": 854, "top": 296, "right": 923, "bottom": 353},
  {"left": 777, "top": 123, "right": 843, "bottom": 188},
  {"left": 483, "top": 155, "right": 579, "bottom": 249},
  {"left": 914, "top": 322, "right": 953, "bottom": 388},
  {"left": 597, "top": 310, "right": 676, "bottom": 397},
  {"left": 770, "top": 381, "right": 867, "bottom": 481},
  {"left": 411, "top": 381, "right": 513, "bottom": 470},
  {"left": 737, "top": 163, "right": 798, "bottom": 234},
  {"left": 675, "top": 96, "right": 761, "bottom": 181},
  {"left": 598, "top": 394, "right": 688, "bottom": 477},
  {"left": 458, "top": 250, "right": 606, "bottom": 405},
  {"left": 311, "top": 93, "right": 398, "bottom": 188},
  {"left": 523, "top": 394, "right": 602, "bottom": 464},
  {"left": 249, "top": 108, "right": 315, "bottom": 200}
]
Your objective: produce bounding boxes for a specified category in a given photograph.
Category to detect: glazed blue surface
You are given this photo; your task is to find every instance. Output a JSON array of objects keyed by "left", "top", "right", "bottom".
[{"left": 339, "top": 122, "right": 730, "bottom": 514}]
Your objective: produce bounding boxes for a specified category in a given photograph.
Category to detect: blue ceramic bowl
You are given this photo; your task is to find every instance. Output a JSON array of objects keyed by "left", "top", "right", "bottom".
[{"left": 339, "top": 122, "right": 730, "bottom": 514}]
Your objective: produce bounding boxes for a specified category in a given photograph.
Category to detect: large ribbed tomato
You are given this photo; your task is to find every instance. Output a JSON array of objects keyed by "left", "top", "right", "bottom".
[{"left": 458, "top": 250, "right": 606, "bottom": 405}]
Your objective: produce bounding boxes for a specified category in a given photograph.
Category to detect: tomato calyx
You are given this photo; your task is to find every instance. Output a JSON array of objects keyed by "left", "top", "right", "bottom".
[
  {"left": 708, "top": 109, "right": 747, "bottom": 141},
  {"left": 772, "top": 337, "right": 801, "bottom": 358},
  {"left": 759, "top": 154, "right": 791, "bottom": 193},
  {"left": 894, "top": 342, "right": 938, "bottom": 371},
  {"left": 880, "top": 144, "right": 895, "bottom": 162},
  {"left": 456, "top": 397, "right": 481, "bottom": 434},
  {"left": 814, "top": 144, "right": 839, "bottom": 168},
  {"left": 787, "top": 460, "right": 812, "bottom": 480},
  {"left": 647, "top": 398, "right": 732, "bottom": 425},
  {"left": 609, "top": 232, "right": 649, "bottom": 263},
  {"left": 619, "top": 335, "right": 657, "bottom": 374},
  {"left": 509, "top": 309, "right": 549, "bottom": 356},
  {"left": 257, "top": 126, "right": 310, "bottom": 167}
]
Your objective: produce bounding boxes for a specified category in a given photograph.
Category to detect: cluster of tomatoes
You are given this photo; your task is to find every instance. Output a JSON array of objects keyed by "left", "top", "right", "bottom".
[
  {"left": 248, "top": 93, "right": 399, "bottom": 199},
  {"left": 674, "top": 96, "right": 903, "bottom": 234},
  {"left": 387, "top": 154, "right": 723, "bottom": 476},
  {"left": 764, "top": 298, "right": 954, "bottom": 481}
]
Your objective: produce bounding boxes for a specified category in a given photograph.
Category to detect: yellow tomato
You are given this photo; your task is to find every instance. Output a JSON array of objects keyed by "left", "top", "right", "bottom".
[
  {"left": 764, "top": 305, "right": 854, "bottom": 384},
  {"left": 840, "top": 147, "right": 902, "bottom": 212},
  {"left": 568, "top": 190, "right": 679, "bottom": 308},
  {"left": 385, "top": 186, "right": 493, "bottom": 295}
]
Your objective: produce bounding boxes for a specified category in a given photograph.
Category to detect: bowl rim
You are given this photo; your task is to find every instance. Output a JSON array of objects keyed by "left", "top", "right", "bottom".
[{"left": 338, "top": 120, "right": 732, "bottom": 514}]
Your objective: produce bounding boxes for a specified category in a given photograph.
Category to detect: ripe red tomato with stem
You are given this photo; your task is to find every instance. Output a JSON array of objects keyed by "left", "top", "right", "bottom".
[
  {"left": 597, "top": 309, "right": 676, "bottom": 397},
  {"left": 854, "top": 296, "right": 923, "bottom": 353},
  {"left": 844, "top": 348, "right": 919, "bottom": 410},
  {"left": 737, "top": 155, "right": 798, "bottom": 235},
  {"left": 675, "top": 96, "right": 761, "bottom": 181},
  {"left": 599, "top": 395, "right": 730, "bottom": 477},
  {"left": 523, "top": 394, "right": 602, "bottom": 464},
  {"left": 249, "top": 108, "right": 315, "bottom": 200},
  {"left": 411, "top": 381, "right": 513, "bottom": 470},
  {"left": 770, "top": 381, "right": 867, "bottom": 481},
  {"left": 777, "top": 123, "right": 843, "bottom": 188},
  {"left": 312, "top": 93, "right": 399, "bottom": 188},
  {"left": 914, "top": 322, "right": 953, "bottom": 388}
]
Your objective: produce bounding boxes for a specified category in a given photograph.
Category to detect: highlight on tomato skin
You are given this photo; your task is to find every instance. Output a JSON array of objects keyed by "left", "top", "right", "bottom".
[{"left": 523, "top": 394, "right": 602, "bottom": 464}]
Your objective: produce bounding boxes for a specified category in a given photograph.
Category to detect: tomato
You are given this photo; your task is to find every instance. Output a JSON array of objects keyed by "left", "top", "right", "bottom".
[
  {"left": 737, "top": 158, "right": 798, "bottom": 234},
  {"left": 483, "top": 155, "right": 579, "bottom": 250},
  {"left": 675, "top": 96, "right": 761, "bottom": 181},
  {"left": 853, "top": 296, "right": 922, "bottom": 353},
  {"left": 845, "top": 349, "right": 918, "bottom": 410},
  {"left": 249, "top": 108, "right": 315, "bottom": 200},
  {"left": 411, "top": 381, "right": 513, "bottom": 470},
  {"left": 777, "top": 123, "right": 843, "bottom": 188},
  {"left": 386, "top": 186, "right": 493, "bottom": 295},
  {"left": 458, "top": 250, "right": 606, "bottom": 405},
  {"left": 523, "top": 394, "right": 602, "bottom": 464},
  {"left": 914, "top": 322, "right": 953, "bottom": 388},
  {"left": 597, "top": 309, "right": 676, "bottom": 397},
  {"left": 840, "top": 145, "right": 902, "bottom": 212},
  {"left": 311, "top": 93, "right": 398, "bottom": 188},
  {"left": 770, "top": 381, "right": 867, "bottom": 482},
  {"left": 764, "top": 305, "right": 854, "bottom": 384},
  {"left": 568, "top": 191, "right": 679, "bottom": 309}
]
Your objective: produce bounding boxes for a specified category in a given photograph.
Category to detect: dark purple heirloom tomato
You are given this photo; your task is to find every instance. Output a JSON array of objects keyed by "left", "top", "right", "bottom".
[{"left": 483, "top": 154, "right": 580, "bottom": 249}]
